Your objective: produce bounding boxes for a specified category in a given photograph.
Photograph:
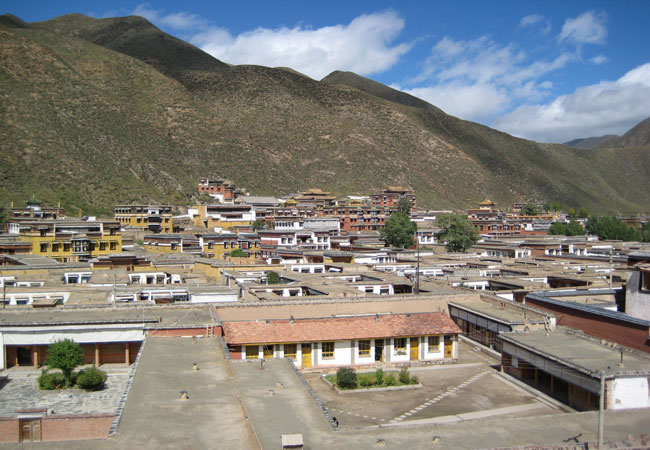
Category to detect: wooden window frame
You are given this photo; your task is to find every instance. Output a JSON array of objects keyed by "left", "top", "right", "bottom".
[
  {"left": 283, "top": 343, "right": 297, "bottom": 359},
  {"left": 322, "top": 341, "right": 335, "bottom": 359},
  {"left": 428, "top": 335, "right": 440, "bottom": 353},
  {"left": 358, "top": 340, "right": 371, "bottom": 357},
  {"left": 245, "top": 345, "right": 259, "bottom": 359},
  {"left": 394, "top": 338, "right": 406, "bottom": 352}
]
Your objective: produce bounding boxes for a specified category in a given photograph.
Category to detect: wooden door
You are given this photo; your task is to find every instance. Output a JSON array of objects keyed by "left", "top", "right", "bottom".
[
  {"left": 20, "top": 419, "right": 41, "bottom": 442},
  {"left": 410, "top": 337, "right": 419, "bottom": 360},
  {"left": 301, "top": 344, "right": 312, "bottom": 368},
  {"left": 263, "top": 344, "right": 274, "bottom": 359},
  {"left": 444, "top": 336, "right": 453, "bottom": 358},
  {"left": 374, "top": 339, "right": 384, "bottom": 362}
]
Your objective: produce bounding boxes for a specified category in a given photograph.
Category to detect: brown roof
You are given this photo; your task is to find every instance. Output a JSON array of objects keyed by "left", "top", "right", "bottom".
[{"left": 223, "top": 312, "right": 461, "bottom": 345}]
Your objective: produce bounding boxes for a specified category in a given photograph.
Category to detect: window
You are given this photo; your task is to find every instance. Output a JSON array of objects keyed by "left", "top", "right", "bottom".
[
  {"left": 358, "top": 340, "right": 371, "bottom": 357},
  {"left": 52, "top": 243, "right": 59, "bottom": 252},
  {"left": 63, "top": 243, "right": 71, "bottom": 252},
  {"left": 99, "top": 242, "right": 106, "bottom": 251},
  {"left": 110, "top": 242, "right": 117, "bottom": 250},
  {"left": 641, "top": 271, "right": 650, "bottom": 292},
  {"left": 394, "top": 338, "right": 406, "bottom": 352},
  {"left": 322, "top": 342, "right": 335, "bottom": 359},
  {"left": 428, "top": 336, "right": 440, "bottom": 353},
  {"left": 283, "top": 344, "right": 297, "bottom": 359},
  {"left": 208, "top": 242, "right": 214, "bottom": 249},
  {"left": 40, "top": 243, "right": 48, "bottom": 252},
  {"left": 245, "top": 346, "right": 259, "bottom": 359},
  {"left": 171, "top": 243, "right": 178, "bottom": 251}
]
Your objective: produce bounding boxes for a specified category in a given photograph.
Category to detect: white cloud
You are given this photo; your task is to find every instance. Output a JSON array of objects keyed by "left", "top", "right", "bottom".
[
  {"left": 494, "top": 63, "right": 650, "bottom": 142},
  {"left": 401, "top": 36, "right": 572, "bottom": 121},
  {"left": 189, "top": 11, "right": 411, "bottom": 79},
  {"left": 558, "top": 11, "right": 607, "bottom": 45},
  {"left": 589, "top": 54, "right": 609, "bottom": 65},
  {"left": 133, "top": 3, "right": 209, "bottom": 31},
  {"left": 520, "top": 14, "right": 543, "bottom": 27},
  {"left": 397, "top": 83, "right": 510, "bottom": 122},
  {"left": 519, "top": 14, "right": 551, "bottom": 34}
]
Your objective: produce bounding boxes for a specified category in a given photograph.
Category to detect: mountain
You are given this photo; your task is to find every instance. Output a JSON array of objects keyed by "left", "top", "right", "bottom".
[
  {"left": 564, "top": 117, "right": 650, "bottom": 149},
  {"left": 1, "top": 13, "right": 649, "bottom": 215},
  {"left": 616, "top": 117, "right": 650, "bottom": 148},
  {"left": 563, "top": 135, "right": 620, "bottom": 150}
]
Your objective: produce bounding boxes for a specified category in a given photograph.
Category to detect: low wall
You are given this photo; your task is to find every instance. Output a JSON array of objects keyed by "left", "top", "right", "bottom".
[
  {"left": 0, "top": 414, "right": 113, "bottom": 443},
  {"left": 148, "top": 327, "right": 220, "bottom": 337}
]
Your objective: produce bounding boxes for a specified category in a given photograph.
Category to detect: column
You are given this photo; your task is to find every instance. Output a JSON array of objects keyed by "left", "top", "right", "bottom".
[
  {"left": 95, "top": 344, "right": 101, "bottom": 366},
  {"left": 32, "top": 346, "right": 39, "bottom": 368},
  {"left": 125, "top": 343, "right": 130, "bottom": 365}
]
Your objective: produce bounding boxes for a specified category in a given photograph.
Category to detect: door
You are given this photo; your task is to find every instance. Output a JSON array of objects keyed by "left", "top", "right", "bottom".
[
  {"left": 410, "top": 337, "right": 419, "bottom": 360},
  {"left": 374, "top": 339, "right": 384, "bottom": 362},
  {"left": 444, "top": 336, "right": 453, "bottom": 358},
  {"left": 20, "top": 419, "right": 41, "bottom": 442},
  {"left": 263, "top": 344, "right": 274, "bottom": 359},
  {"left": 301, "top": 344, "right": 312, "bottom": 368}
]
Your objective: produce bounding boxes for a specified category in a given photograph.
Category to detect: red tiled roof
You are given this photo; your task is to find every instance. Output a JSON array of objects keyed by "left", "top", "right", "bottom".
[{"left": 223, "top": 312, "right": 461, "bottom": 345}]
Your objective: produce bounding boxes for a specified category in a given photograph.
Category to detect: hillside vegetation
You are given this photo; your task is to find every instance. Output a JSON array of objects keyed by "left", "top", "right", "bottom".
[{"left": 1, "top": 13, "right": 649, "bottom": 215}]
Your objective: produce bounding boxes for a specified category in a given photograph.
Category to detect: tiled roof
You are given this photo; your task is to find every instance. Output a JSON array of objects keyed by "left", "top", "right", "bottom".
[{"left": 223, "top": 312, "right": 461, "bottom": 345}]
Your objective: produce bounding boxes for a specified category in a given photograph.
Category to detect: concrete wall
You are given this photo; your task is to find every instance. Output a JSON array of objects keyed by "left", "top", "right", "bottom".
[
  {"left": 147, "top": 327, "right": 215, "bottom": 337},
  {"left": 609, "top": 377, "right": 650, "bottom": 410},
  {"left": 626, "top": 271, "right": 650, "bottom": 321}
]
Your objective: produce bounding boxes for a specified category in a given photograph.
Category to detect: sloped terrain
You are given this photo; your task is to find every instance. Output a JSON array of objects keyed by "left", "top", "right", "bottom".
[{"left": 1, "top": 13, "right": 649, "bottom": 214}]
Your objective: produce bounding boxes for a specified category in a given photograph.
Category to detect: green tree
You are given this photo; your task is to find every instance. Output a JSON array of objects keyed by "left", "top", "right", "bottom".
[
  {"left": 549, "top": 220, "right": 584, "bottom": 236},
  {"left": 521, "top": 203, "right": 540, "bottom": 216},
  {"left": 544, "top": 201, "right": 562, "bottom": 213},
  {"left": 586, "top": 216, "right": 636, "bottom": 241},
  {"left": 266, "top": 271, "right": 280, "bottom": 284},
  {"left": 230, "top": 248, "right": 246, "bottom": 257},
  {"left": 397, "top": 196, "right": 411, "bottom": 214},
  {"left": 381, "top": 212, "right": 416, "bottom": 248},
  {"left": 44, "top": 339, "right": 85, "bottom": 387},
  {"left": 435, "top": 214, "right": 479, "bottom": 253},
  {"left": 577, "top": 207, "right": 589, "bottom": 219},
  {"left": 252, "top": 219, "right": 266, "bottom": 231}
]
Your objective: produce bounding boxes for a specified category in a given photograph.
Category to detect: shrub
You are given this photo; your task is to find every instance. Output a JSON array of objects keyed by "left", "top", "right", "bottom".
[
  {"left": 76, "top": 366, "right": 107, "bottom": 391},
  {"left": 375, "top": 368, "right": 384, "bottom": 385},
  {"left": 410, "top": 375, "right": 419, "bottom": 385},
  {"left": 358, "top": 374, "right": 375, "bottom": 387},
  {"left": 230, "top": 248, "right": 246, "bottom": 257},
  {"left": 336, "top": 367, "right": 357, "bottom": 389},
  {"left": 38, "top": 370, "right": 65, "bottom": 390},
  {"left": 399, "top": 368, "right": 410, "bottom": 385},
  {"left": 384, "top": 374, "right": 396, "bottom": 386}
]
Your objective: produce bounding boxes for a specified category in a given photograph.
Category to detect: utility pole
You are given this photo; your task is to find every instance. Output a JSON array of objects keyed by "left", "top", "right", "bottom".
[
  {"left": 415, "top": 234, "right": 420, "bottom": 295},
  {"left": 598, "top": 373, "right": 606, "bottom": 449},
  {"left": 608, "top": 247, "right": 613, "bottom": 289}
]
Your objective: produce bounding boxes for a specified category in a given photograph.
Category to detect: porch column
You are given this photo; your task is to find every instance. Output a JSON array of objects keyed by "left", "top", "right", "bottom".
[
  {"left": 32, "top": 346, "right": 39, "bottom": 368},
  {"left": 125, "top": 343, "right": 130, "bottom": 365},
  {"left": 95, "top": 344, "right": 101, "bottom": 366}
]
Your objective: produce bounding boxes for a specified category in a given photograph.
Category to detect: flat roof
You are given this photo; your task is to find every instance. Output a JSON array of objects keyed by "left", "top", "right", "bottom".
[
  {"left": 0, "top": 305, "right": 217, "bottom": 328},
  {"left": 448, "top": 296, "right": 550, "bottom": 325},
  {"left": 500, "top": 327, "right": 650, "bottom": 377}
]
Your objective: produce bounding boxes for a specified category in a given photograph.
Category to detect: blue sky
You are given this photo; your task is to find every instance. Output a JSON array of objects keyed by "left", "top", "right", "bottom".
[{"left": 4, "top": 0, "right": 650, "bottom": 143}]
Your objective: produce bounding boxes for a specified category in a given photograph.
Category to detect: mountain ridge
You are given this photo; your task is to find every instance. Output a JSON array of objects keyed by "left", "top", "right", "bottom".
[{"left": 1, "top": 13, "right": 649, "bottom": 215}]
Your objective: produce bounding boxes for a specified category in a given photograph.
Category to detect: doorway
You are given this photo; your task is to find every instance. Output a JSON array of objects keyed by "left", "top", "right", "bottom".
[
  {"left": 20, "top": 419, "right": 41, "bottom": 442},
  {"left": 410, "top": 337, "right": 419, "bottom": 360},
  {"left": 374, "top": 339, "right": 384, "bottom": 362},
  {"left": 301, "top": 343, "right": 312, "bottom": 368}
]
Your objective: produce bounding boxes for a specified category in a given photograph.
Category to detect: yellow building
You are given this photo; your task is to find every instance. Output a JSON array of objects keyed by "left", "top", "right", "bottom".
[
  {"left": 190, "top": 204, "right": 256, "bottom": 230},
  {"left": 14, "top": 220, "right": 122, "bottom": 262},
  {"left": 114, "top": 205, "right": 173, "bottom": 233}
]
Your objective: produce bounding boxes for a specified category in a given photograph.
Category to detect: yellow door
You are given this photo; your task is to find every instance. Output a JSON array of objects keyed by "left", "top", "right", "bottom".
[
  {"left": 301, "top": 343, "right": 312, "bottom": 368},
  {"left": 444, "top": 336, "right": 453, "bottom": 358},
  {"left": 410, "top": 337, "right": 419, "bottom": 360},
  {"left": 263, "top": 344, "right": 274, "bottom": 359}
]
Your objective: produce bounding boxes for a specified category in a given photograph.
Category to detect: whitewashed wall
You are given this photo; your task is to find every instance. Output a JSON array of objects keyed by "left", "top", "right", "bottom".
[{"left": 610, "top": 377, "right": 649, "bottom": 410}]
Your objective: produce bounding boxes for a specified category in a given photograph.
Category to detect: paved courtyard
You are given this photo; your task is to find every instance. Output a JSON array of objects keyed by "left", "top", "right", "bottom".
[
  {"left": 0, "top": 369, "right": 129, "bottom": 416},
  {"left": 305, "top": 342, "right": 563, "bottom": 428}
]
